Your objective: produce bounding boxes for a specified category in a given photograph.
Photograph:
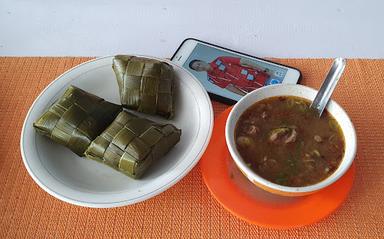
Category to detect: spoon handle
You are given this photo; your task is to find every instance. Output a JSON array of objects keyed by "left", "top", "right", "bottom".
[{"left": 310, "top": 58, "right": 347, "bottom": 117}]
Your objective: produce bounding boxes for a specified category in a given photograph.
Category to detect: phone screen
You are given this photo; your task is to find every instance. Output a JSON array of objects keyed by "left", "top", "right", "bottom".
[{"left": 181, "top": 42, "right": 290, "bottom": 102}]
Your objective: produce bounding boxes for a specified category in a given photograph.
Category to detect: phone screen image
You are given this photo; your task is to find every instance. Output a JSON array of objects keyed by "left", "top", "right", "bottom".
[{"left": 182, "top": 43, "right": 289, "bottom": 101}]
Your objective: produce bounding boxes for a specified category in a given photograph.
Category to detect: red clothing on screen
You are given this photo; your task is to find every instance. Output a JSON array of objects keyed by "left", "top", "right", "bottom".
[{"left": 207, "top": 56, "right": 269, "bottom": 93}]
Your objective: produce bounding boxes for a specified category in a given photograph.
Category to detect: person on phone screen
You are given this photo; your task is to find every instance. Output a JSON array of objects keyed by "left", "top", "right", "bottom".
[{"left": 189, "top": 56, "right": 270, "bottom": 95}]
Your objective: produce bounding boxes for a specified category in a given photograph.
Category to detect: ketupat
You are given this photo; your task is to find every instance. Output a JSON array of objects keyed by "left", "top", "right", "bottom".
[
  {"left": 33, "top": 86, "right": 122, "bottom": 156},
  {"left": 85, "top": 111, "right": 181, "bottom": 178},
  {"left": 112, "top": 55, "right": 175, "bottom": 119}
]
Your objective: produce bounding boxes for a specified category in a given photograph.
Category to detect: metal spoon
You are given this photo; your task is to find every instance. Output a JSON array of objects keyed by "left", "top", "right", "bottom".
[{"left": 310, "top": 57, "right": 347, "bottom": 117}]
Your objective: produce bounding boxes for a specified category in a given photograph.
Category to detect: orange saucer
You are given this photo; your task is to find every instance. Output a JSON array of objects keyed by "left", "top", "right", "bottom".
[{"left": 200, "top": 107, "right": 356, "bottom": 229}]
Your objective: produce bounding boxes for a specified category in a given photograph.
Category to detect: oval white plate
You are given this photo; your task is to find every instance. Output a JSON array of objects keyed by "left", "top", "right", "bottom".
[{"left": 20, "top": 56, "right": 213, "bottom": 208}]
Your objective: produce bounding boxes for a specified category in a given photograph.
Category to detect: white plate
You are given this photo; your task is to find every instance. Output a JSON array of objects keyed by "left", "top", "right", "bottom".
[{"left": 20, "top": 56, "right": 213, "bottom": 208}]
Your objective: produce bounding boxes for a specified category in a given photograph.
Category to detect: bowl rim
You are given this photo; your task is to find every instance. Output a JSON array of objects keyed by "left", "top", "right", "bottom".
[{"left": 225, "top": 84, "right": 357, "bottom": 194}]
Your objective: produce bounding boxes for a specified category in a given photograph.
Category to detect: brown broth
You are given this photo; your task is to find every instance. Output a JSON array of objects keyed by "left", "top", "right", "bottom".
[{"left": 234, "top": 96, "right": 345, "bottom": 187}]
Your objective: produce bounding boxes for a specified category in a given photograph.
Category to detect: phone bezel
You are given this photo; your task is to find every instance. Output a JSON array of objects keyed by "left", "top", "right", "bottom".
[{"left": 171, "top": 38, "right": 302, "bottom": 105}]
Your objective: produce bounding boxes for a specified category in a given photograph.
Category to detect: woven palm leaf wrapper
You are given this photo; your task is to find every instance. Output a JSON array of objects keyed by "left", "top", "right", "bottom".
[
  {"left": 112, "top": 55, "right": 175, "bottom": 119},
  {"left": 33, "top": 86, "right": 122, "bottom": 156},
  {"left": 85, "top": 111, "right": 181, "bottom": 179}
]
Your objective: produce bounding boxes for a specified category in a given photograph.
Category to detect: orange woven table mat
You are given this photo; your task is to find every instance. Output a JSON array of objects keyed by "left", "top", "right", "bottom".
[{"left": 0, "top": 57, "right": 383, "bottom": 238}]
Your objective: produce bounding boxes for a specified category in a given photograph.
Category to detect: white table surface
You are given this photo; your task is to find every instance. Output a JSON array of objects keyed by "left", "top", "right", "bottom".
[{"left": 0, "top": 0, "right": 383, "bottom": 58}]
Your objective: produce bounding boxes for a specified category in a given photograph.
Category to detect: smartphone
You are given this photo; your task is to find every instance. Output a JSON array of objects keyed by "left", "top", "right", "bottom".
[{"left": 171, "top": 38, "right": 301, "bottom": 104}]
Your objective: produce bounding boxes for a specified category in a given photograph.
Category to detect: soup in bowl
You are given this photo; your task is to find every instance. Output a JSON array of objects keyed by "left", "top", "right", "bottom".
[{"left": 225, "top": 84, "right": 356, "bottom": 196}]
